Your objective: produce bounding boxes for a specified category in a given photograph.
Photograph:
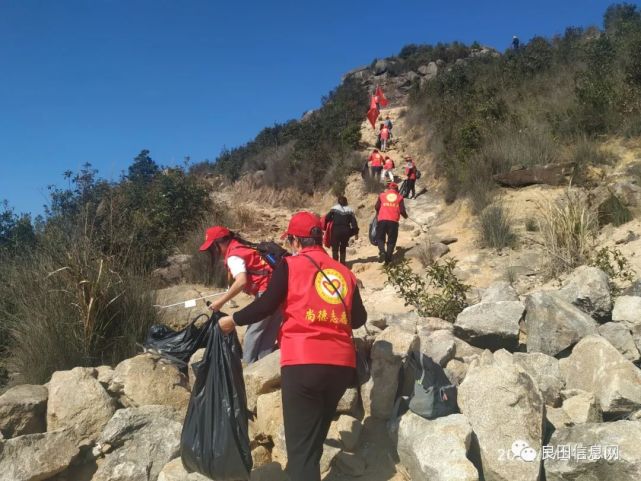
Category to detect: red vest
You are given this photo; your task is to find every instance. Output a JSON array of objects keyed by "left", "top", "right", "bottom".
[
  {"left": 380, "top": 127, "right": 389, "bottom": 140},
  {"left": 279, "top": 246, "right": 357, "bottom": 368},
  {"left": 406, "top": 162, "right": 417, "bottom": 180},
  {"left": 369, "top": 152, "right": 383, "bottom": 167},
  {"left": 377, "top": 190, "right": 403, "bottom": 222},
  {"left": 224, "top": 239, "right": 271, "bottom": 295}
]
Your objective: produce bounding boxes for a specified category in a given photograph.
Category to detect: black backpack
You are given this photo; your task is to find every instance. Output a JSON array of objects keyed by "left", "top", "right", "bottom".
[
  {"left": 237, "top": 240, "right": 290, "bottom": 270},
  {"left": 398, "top": 351, "right": 458, "bottom": 420}
]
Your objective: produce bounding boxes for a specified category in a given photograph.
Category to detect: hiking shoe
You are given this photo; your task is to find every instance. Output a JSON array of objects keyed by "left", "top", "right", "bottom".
[{"left": 378, "top": 253, "right": 385, "bottom": 263}]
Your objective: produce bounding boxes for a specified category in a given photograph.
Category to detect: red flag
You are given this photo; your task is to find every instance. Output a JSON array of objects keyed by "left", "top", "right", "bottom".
[
  {"left": 367, "top": 107, "right": 379, "bottom": 128},
  {"left": 375, "top": 86, "right": 388, "bottom": 107}
]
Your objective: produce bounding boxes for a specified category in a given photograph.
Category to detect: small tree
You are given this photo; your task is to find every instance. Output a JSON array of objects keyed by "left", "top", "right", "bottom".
[
  {"left": 384, "top": 258, "right": 469, "bottom": 322},
  {"left": 128, "top": 149, "right": 159, "bottom": 185}
]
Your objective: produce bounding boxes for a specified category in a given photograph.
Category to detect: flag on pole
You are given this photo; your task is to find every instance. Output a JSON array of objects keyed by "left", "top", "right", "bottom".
[
  {"left": 375, "top": 85, "right": 388, "bottom": 107},
  {"left": 367, "top": 107, "right": 379, "bottom": 129}
]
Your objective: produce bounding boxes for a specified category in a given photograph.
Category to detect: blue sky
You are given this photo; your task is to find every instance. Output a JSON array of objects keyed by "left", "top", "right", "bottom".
[{"left": 0, "top": 0, "right": 623, "bottom": 215}]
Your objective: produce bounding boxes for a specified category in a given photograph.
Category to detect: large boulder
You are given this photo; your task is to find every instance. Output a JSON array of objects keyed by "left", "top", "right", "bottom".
[
  {"left": 0, "top": 384, "right": 48, "bottom": 438},
  {"left": 396, "top": 412, "right": 478, "bottom": 481},
  {"left": 454, "top": 301, "right": 524, "bottom": 351},
  {"left": 612, "top": 296, "right": 641, "bottom": 328},
  {"left": 419, "top": 329, "right": 455, "bottom": 366},
  {"left": 513, "top": 352, "right": 564, "bottom": 407},
  {"left": 481, "top": 281, "right": 519, "bottom": 303},
  {"left": 243, "top": 350, "right": 281, "bottom": 412},
  {"left": 556, "top": 266, "right": 612, "bottom": 321},
  {"left": 93, "top": 405, "right": 183, "bottom": 481},
  {"left": 545, "top": 421, "right": 641, "bottom": 481},
  {"left": 47, "top": 367, "right": 116, "bottom": 443},
  {"left": 109, "top": 354, "right": 191, "bottom": 413},
  {"left": 458, "top": 350, "right": 544, "bottom": 481},
  {"left": 330, "top": 415, "right": 362, "bottom": 452},
  {"left": 525, "top": 291, "right": 598, "bottom": 356},
  {"left": 598, "top": 322, "right": 641, "bottom": 362},
  {"left": 559, "top": 335, "right": 641, "bottom": 415},
  {"left": 493, "top": 162, "right": 574, "bottom": 188},
  {"left": 562, "top": 390, "right": 603, "bottom": 424},
  {"left": 151, "top": 254, "right": 193, "bottom": 287},
  {"left": 336, "top": 387, "right": 359, "bottom": 417},
  {"left": 0, "top": 429, "right": 80, "bottom": 481},
  {"left": 361, "top": 326, "right": 419, "bottom": 419}
]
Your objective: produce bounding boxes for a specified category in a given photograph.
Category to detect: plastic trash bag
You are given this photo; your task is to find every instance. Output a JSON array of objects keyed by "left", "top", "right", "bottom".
[
  {"left": 143, "top": 313, "right": 212, "bottom": 367},
  {"left": 181, "top": 319, "right": 253, "bottom": 480},
  {"left": 369, "top": 216, "right": 378, "bottom": 246}
]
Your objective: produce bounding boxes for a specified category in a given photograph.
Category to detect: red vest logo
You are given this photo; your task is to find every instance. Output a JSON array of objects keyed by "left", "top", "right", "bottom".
[
  {"left": 385, "top": 193, "right": 398, "bottom": 202},
  {"left": 314, "top": 268, "right": 348, "bottom": 305}
]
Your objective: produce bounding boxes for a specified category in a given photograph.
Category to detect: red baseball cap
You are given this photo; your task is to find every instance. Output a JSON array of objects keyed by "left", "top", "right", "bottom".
[
  {"left": 387, "top": 182, "right": 399, "bottom": 190},
  {"left": 199, "top": 226, "right": 231, "bottom": 251},
  {"left": 281, "top": 211, "right": 322, "bottom": 239}
]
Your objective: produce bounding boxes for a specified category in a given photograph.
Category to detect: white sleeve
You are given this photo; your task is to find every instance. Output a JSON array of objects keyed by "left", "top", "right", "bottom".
[{"left": 226, "top": 256, "right": 246, "bottom": 278}]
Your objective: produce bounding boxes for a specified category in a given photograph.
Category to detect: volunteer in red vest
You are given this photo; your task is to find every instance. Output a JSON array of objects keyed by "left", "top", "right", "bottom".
[
  {"left": 382, "top": 155, "right": 395, "bottom": 183},
  {"left": 218, "top": 212, "right": 367, "bottom": 481},
  {"left": 375, "top": 182, "right": 408, "bottom": 264},
  {"left": 199, "top": 226, "right": 281, "bottom": 364},
  {"left": 380, "top": 123, "right": 390, "bottom": 152},
  {"left": 404, "top": 156, "right": 418, "bottom": 199},
  {"left": 368, "top": 149, "right": 383, "bottom": 180}
]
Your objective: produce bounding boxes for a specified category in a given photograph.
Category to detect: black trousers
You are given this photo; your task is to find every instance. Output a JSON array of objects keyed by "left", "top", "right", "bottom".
[
  {"left": 377, "top": 220, "right": 399, "bottom": 263},
  {"left": 406, "top": 179, "right": 416, "bottom": 198},
  {"left": 281, "top": 364, "right": 354, "bottom": 481},
  {"left": 331, "top": 227, "right": 351, "bottom": 264}
]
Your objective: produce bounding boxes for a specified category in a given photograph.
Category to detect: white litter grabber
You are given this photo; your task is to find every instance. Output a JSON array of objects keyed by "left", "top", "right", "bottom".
[{"left": 153, "top": 290, "right": 228, "bottom": 310}]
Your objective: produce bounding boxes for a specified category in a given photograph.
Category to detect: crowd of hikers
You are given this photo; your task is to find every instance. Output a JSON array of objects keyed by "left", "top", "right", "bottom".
[{"left": 175, "top": 102, "right": 423, "bottom": 481}]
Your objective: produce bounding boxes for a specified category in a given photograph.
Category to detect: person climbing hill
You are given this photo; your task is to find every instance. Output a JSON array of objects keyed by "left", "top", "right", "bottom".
[
  {"left": 324, "top": 196, "right": 359, "bottom": 265},
  {"left": 375, "top": 182, "right": 408, "bottom": 264},
  {"left": 380, "top": 123, "right": 390, "bottom": 152},
  {"left": 369, "top": 149, "right": 384, "bottom": 180},
  {"left": 382, "top": 155, "right": 395, "bottom": 183},
  {"left": 199, "top": 226, "right": 281, "bottom": 364},
  {"left": 404, "top": 156, "right": 418, "bottom": 199}
]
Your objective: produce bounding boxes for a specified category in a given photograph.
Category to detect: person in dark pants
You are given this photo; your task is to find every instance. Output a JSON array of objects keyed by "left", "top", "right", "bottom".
[
  {"left": 404, "top": 156, "right": 417, "bottom": 199},
  {"left": 218, "top": 212, "right": 367, "bottom": 481},
  {"left": 375, "top": 182, "right": 408, "bottom": 264},
  {"left": 324, "top": 196, "right": 359, "bottom": 265}
]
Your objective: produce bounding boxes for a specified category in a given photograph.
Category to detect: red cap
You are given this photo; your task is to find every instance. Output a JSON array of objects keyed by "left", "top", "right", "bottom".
[
  {"left": 199, "top": 226, "right": 231, "bottom": 251},
  {"left": 387, "top": 182, "right": 399, "bottom": 190},
  {"left": 281, "top": 211, "right": 322, "bottom": 239}
]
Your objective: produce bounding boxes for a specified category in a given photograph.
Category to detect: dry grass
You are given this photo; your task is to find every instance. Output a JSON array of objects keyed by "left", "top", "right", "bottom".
[
  {"left": 536, "top": 188, "right": 598, "bottom": 277},
  {"left": 477, "top": 202, "right": 517, "bottom": 250},
  {"left": 231, "top": 176, "right": 309, "bottom": 209}
]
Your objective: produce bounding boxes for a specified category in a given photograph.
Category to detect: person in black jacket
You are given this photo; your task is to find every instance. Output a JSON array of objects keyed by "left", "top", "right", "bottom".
[{"left": 324, "top": 196, "right": 359, "bottom": 265}]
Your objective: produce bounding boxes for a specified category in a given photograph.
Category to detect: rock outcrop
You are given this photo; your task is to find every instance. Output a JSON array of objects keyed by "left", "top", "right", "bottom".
[{"left": 0, "top": 384, "right": 47, "bottom": 438}]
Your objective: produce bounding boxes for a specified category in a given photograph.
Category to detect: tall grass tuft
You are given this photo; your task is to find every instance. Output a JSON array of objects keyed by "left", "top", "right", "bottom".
[
  {"left": 477, "top": 202, "right": 517, "bottom": 250},
  {"left": 536, "top": 189, "right": 598, "bottom": 277},
  {"left": 0, "top": 219, "right": 158, "bottom": 384}
]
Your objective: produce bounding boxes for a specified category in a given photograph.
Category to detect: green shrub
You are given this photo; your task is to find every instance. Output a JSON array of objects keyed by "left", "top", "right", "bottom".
[
  {"left": 384, "top": 258, "right": 469, "bottom": 322},
  {"left": 478, "top": 203, "right": 517, "bottom": 250},
  {"left": 589, "top": 246, "right": 635, "bottom": 294}
]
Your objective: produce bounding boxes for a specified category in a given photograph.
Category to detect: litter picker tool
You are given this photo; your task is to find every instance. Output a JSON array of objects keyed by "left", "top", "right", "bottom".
[{"left": 153, "top": 291, "right": 227, "bottom": 310}]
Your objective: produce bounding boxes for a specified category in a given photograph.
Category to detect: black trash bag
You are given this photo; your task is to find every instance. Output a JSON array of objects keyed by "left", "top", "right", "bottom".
[
  {"left": 181, "top": 319, "right": 253, "bottom": 480},
  {"left": 143, "top": 313, "right": 212, "bottom": 366},
  {"left": 369, "top": 216, "right": 378, "bottom": 246},
  {"left": 399, "top": 180, "right": 409, "bottom": 198}
]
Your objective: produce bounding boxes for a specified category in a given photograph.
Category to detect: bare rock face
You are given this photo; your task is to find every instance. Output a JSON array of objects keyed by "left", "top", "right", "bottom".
[
  {"left": 556, "top": 266, "right": 612, "bottom": 322},
  {"left": 597, "top": 322, "right": 641, "bottom": 362},
  {"left": 361, "top": 326, "right": 419, "bottom": 419},
  {"left": 109, "top": 354, "right": 191, "bottom": 414},
  {"left": 493, "top": 162, "right": 574, "bottom": 187},
  {"left": 454, "top": 301, "right": 524, "bottom": 351},
  {"left": 47, "top": 367, "right": 116, "bottom": 443},
  {"left": 525, "top": 292, "right": 598, "bottom": 356},
  {"left": 0, "top": 384, "right": 48, "bottom": 438},
  {"left": 157, "top": 458, "right": 210, "bottom": 481},
  {"left": 152, "top": 254, "right": 193, "bottom": 287},
  {"left": 458, "top": 350, "right": 544, "bottom": 481},
  {"left": 481, "top": 281, "right": 519, "bottom": 303},
  {"left": 513, "top": 352, "right": 565, "bottom": 407},
  {"left": 612, "top": 296, "right": 641, "bottom": 328},
  {"left": 93, "top": 405, "right": 183, "bottom": 481},
  {"left": 243, "top": 350, "right": 281, "bottom": 413},
  {"left": 562, "top": 390, "right": 603, "bottom": 424},
  {"left": 545, "top": 421, "right": 641, "bottom": 481},
  {"left": 0, "top": 429, "right": 79, "bottom": 481},
  {"left": 396, "top": 412, "right": 478, "bottom": 481},
  {"left": 559, "top": 335, "right": 641, "bottom": 416},
  {"left": 419, "top": 329, "right": 456, "bottom": 366}
]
